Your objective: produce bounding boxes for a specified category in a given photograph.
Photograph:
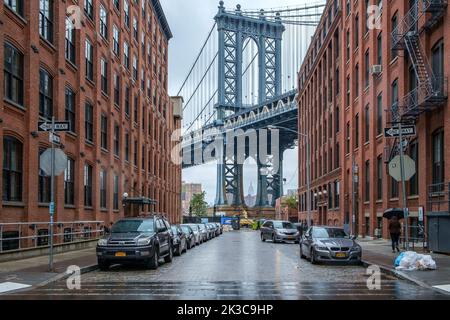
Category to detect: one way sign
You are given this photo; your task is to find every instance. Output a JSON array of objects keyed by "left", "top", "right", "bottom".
[
  {"left": 38, "top": 121, "right": 71, "bottom": 132},
  {"left": 384, "top": 125, "right": 416, "bottom": 138}
]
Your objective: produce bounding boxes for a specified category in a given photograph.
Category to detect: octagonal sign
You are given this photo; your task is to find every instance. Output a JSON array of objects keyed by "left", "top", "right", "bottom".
[
  {"left": 388, "top": 155, "right": 416, "bottom": 182},
  {"left": 39, "top": 148, "right": 68, "bottom": 176}
]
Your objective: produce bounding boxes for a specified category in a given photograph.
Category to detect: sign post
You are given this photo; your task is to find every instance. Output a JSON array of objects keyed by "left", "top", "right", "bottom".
[
  {"left": 49, "top": 116, "right": 55, "bottom": 271},
  {"left": 398, "top": 122, "right": 409, "bottom": 251}
]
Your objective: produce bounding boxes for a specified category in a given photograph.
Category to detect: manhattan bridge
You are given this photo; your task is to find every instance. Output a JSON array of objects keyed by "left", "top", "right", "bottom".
[{"left": 178, "top": 1, "right": 326, "bottom": 216}]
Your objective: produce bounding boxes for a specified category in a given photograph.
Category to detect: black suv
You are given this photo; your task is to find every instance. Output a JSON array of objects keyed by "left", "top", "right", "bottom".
[{"left": 96, "top": 216, "right": 173, "bottom": 270}]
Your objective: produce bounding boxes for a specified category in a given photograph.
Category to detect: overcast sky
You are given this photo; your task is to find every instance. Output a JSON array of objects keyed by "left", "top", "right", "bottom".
[{"left": 161, "top": 0, "right": 308, "bottom": 204}]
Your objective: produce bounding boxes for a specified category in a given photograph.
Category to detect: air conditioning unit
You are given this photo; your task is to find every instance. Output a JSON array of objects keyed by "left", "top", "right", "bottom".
[{"left": 372, "top": 65, "right": 382, "bottom": 75}]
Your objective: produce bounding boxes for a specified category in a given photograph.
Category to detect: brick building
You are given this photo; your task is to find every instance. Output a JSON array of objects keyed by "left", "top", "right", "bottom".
[
  {"left": 0, "top": 0, "right": 182, "bottom": 247},
  {"left": 181, "top": 181, "right": 202, "bottom": 215},
  {"left": 297, "top": 0, "right": 449, "bottom": 239}
]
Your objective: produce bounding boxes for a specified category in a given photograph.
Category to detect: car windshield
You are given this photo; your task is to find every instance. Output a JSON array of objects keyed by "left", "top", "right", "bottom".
[
  {"left": 181, "top": 226, "right": 191, "bottom": 233},
  {"left": 171, "top": 226, "right": 178, "bottom": 233},
  {"left": 188, "top": 225, "right": 198, "bottom": 231},
  {"left": 312, "top": 228, "right": 348, "bottom": 239},
  {"left": 111, "top": 220, "right": 154, "bottom": 233},
  {"left": 273, "top": 221, "right": 295, "bottom": 229}
]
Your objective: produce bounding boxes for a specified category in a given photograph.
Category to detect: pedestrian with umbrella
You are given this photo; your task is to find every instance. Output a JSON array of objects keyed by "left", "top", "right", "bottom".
[{"left": 383, "top": 209, "right": 403, "bottom": 253}]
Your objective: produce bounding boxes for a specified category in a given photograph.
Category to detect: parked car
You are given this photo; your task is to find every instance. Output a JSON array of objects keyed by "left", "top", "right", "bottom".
[
  {"left": 170, "top": 225, "right": 187, "bottom": 256},
  {"left": 215, "top": 223, "right": 223, "bottom": 235},
  {"left": 197, "top": 224, "right": 209, "bottom": 242},
  {"left": 206, "top": 223, "right": 216, "bottom": 238},
  {"left": 260, "top": 220, "right": 300, "bottom": 243},
  {"left": 185, "top": 224, "right": 202, "bottom": 245},
  {"left": 180, "top": 224, "right": 196, "bottom": 249},
  {"left": 300, "top": 226, "right": 362, "bottom": 264},
  {"left": 96, "top": 215, "right": 173, "bottom": 270}
]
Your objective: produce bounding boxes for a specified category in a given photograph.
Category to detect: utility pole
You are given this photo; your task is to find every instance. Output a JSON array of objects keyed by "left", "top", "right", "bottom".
[
  {"left": 49, "top": 116, "right": 55, "bottom": 272},
  {"left": 398, "top": 121, "right": 409, "bottom": 250},
  {"left": 305, "top": 135, "right": 311, "bottom": 228},
  {"left": 352, "top": 154, "right": 358, "bottom": 236}
]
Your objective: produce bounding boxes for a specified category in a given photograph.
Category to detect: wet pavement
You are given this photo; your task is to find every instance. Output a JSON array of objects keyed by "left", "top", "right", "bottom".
[{"left": 1, "top": 230, "right": 447, "bottom": 300}]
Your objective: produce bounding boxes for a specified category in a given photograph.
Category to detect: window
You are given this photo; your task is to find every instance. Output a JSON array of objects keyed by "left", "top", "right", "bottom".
[
  {"left": 133, "top": 17, "right": 138, "bottom": 40},
  {"left": 113, "top": 175, "right": 119, "bottom": 210},
  {"left": 335, "top": 143, "right": 340, "bottom": 168},
  {"left": 100, "top": 170, "right": 107, "bottom": 209},
  {"left": 432, "top": 39, "right": 444, "bottom": 92},
  {"left": 391, "top": 176, "right": 399, "bottom": 198},
  {"left": 85, "top": 39, "right": 94, "bottom": 81},
  {"left": 64, "top": 158, "right": 75, "bottom": 205},
  {"left": 84, "top": 164, "right": 93, "bottom": 207},
  {"left": 335, "top": 68, "right": 340, "bottom": 95},
  {"left": 365, "top": 50, "right": 370, "bottom": 88},
  {"left": 134, "top": 140, "right": 138, "bottom": 166},
  {"left": 377, "top": 33, "right": 382, "bottom": 65},
  {"left": 99, "top": 5, "right": 108, "bottom": 39},
  {"left": 4, "top": 0, "right": 24, "bottom": 16},
  {"left": 114, "top": 73, "right": 120, "bottom": 106},
  {"left": 124, "top": 0, "right": 130, "bottom": 27},
  {"left": 101, "top": 58, "right": 108, "bottom": 94},
  {"left": 354, "top": 14, "right": 359, "bottom": 48},
  {"left": 39, "top": 0, "right": 53, "bottom": 43},
  {"left": 346, "top": 76, "right": 350, "bottom": 106},
  {"left": 38, "top": 149, "right": 51, "bottom": 203},
  {"left": 364, "top": 104, "right": 370, "bottom": 143},
  {"left": 4, "top": 42, "right": 24, "bottom": 105},
  {"left": 346, "top": 29, "right": 350, "bottom": 61},
  {"left": 84, "top": 0, "right": 93, "bottom": 19},
  {"left": 432, "top": 128, "right": 444, "bottom": 184},
  {"left": 391, "top": 79, "right": 398, "bottom": 113},
  {"left": 2, "top": 137, "right": 22, "bottom": 202},
  {"left": 101, "top": 114, "right": 108, "bottom": 150},
  {"left": 39, "top": 68, "right": 53, "bottom": 119},
  {"left": 365, "top": 160, "right": 370, "bottom": 202},
  {"left": 113, "top": 0, "right": 120, "bottom": 10},
  {"left": 365, "top": 0, "right": 370, "bottom": 34},
  {"left": 125, "top": 132, "right": 130, "bottom": 162},
  {"left": 346, "top": 122, "right": 350, "bottom": 154},
  {"left": 335, "top": 106, "right": 340, "bottom": 133},
  {"left": 123, "top": 42, "right": 130, "bottom": 69},
  {"left": 113, "top": 25, "right": 120, "bottom": 56},
  {"left": 391, "top": 13, "right": 398, "bottom": 59},
  {"left": 355, "top": 113, "right": 359, "bottom": 148},
  {"left": 85, "top": 102, "right": 94, "bottom": 143},
  {"left": 114, "top": 123, "right": 120, "bottom": 156},
  {"left": 355, "top": 64, "right": 359, "bottom": 97},
  {"left": 346, "top": 0, "right": 350, "bottom": 16},
  {"left": 133, "top": 56, "right": 138, "bottom": 80},
  {"left": 377, "top": 155, "right": 383, "bottom": 200},
  {"left": 377, "top": 93, "right": 383, "bottom": 135},
  {"left": 409, "top": 140, "right": 419, "bottom": 196},
  {"left": 65, "top": 17, "right": 76, "bottom": 64},
  {"left": 125, "top": 85, "right": 130, "bottom": 116},
  {"left": 134, "top": 95, "right": 138, "bottom": 123},
  {"left": 334, "top": 181, "right": 340, "bottom": 208},
  {"left": 65, "top": 87, "right": 75, "bottom": 133}
]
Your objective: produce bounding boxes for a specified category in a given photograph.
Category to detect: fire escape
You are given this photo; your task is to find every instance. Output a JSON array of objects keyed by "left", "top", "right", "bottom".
[{"left": 388, "top": 0, "right": 448, "bottom": 160}]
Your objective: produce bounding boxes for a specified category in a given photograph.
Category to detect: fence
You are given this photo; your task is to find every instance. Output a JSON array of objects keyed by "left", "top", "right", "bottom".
[{"left": 0, "top": 221, "right": 104, "bottom": 253}]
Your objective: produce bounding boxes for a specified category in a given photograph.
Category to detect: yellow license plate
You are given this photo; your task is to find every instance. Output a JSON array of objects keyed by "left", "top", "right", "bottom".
[
  {"left": 115, "top": 252, "right": 126, "bottom": 257},
  {"left": 336, "top": 252, "right": 346, "bottom": 258}
]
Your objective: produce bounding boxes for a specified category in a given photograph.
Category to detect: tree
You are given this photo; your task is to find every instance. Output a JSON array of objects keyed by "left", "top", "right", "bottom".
[
  {"left": 190, "top": 192, "right": 208, "bottom": 217},
  {"left": 285, "top": 195, "right": 298, "bottom": 210}
]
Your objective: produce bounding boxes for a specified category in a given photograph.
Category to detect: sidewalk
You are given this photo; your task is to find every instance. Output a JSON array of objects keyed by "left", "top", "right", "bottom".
[
  {"left": 0, "top": 248, "right": 97, "bottom": 294},
  {"left": 358, "top": 238, "right": 450, "bottom": 295}
]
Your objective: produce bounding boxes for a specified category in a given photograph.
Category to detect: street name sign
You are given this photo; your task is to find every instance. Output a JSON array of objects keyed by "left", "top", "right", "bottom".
[
  {"left": 384, "top": 125, "right": 416, "bottom": 138},
  {"left": 38, "top": 121, "right": 70, "bottom": 132},
  {"left": 49, "top": 132, "right": 61, "bottom": 144},
  {"left": 388, "top": 155, "right": 416, "bottom": 182}
]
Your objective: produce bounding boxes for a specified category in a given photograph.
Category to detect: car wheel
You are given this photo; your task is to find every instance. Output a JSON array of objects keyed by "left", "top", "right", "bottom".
[
  {"left": 272, "top": 234, "right": 277, "bottom": 243},
  {"left": 300, "top": 246, "right": 306, "bottom": 259},
  {"left": 261, "top": 233, "right": 266, "bottom": 242},
  {"left": 175, "top": 243, "right": 181, "bottom": 256},
  {"left": 310, "top": 249, "right": 318, "bottom": 265},
  {"left": 98, "top": 259, "right": 110, "bottom": 271},
  {"left": 147, "top": 249, "right": 159, "bottom": 270},
  {"left": 164, "top": 245, "right": 173, "bottom": 263}
]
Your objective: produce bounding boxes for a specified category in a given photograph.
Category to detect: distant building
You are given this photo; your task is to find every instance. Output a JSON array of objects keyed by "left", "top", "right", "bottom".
[
  {"left": 286, "top": 189, "right": 298, "bottom": 197},
  {"left": 244, "top": 182, "right": 256, "bottom": 207},
  {"left": 182, "top": 182, "right": 203, "bottom": 215},
  {"left": 275, "top": 195, "right": 298, "bottom": 222}
]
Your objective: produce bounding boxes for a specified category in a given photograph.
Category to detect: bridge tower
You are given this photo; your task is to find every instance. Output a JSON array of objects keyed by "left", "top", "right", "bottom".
[{"left": 214, "top": 1, "right": 285, "bottom": 216}]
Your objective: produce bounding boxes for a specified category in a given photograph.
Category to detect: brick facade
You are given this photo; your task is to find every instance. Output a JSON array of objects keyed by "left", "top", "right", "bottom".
[
  {"left": 297, "top": 0, "right": 449, "bottom": 239},
  {"left": 0, "top": 0, "right": 182, "bottom": 231}
]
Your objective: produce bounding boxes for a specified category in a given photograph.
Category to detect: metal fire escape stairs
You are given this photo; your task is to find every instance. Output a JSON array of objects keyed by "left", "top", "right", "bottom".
[{"left": 388, "top": 0, "right": 447, "bottom": 161}]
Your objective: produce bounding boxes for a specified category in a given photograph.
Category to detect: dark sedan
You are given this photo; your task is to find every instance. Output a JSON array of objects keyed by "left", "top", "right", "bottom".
[
  {"left": 170, "top": 225, "right": 187, "bottom": 256},
  {"left": 180, "top": 225, "right": 196, "bottom": 249},
  {"left": 300, "top": 226, "right": 362, "bottom": 264}
]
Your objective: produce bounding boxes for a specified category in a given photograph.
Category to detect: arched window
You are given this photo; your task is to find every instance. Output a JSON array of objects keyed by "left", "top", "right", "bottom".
[{"left": 2, "top": 136, "right": 23, "bottom": 202}]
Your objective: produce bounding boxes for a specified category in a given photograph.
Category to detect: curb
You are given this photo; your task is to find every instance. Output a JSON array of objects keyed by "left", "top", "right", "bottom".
[{"left": 361, "top": 259, "right": 450, "bottom": 296}]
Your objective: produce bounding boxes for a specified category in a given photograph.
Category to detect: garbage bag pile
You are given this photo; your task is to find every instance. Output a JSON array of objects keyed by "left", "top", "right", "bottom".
[{"left": 394, "top": 251, "right": 437, "bottom": 271}]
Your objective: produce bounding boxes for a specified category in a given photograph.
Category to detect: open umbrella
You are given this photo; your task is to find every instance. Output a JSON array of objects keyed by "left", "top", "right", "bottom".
[{"left": 383, "top": 208, "right": 405, "bottom": 220}]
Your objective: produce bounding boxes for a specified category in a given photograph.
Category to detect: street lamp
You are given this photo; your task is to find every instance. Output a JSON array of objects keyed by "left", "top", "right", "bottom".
[{"left": 267, "top": 125, "right": 311, "bottom": 228}]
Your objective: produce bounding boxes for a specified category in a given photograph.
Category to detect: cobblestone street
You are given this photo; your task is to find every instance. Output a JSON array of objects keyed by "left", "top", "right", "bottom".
[{"left": 2, "top": 230, "right": 446, "bottom": 299}]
